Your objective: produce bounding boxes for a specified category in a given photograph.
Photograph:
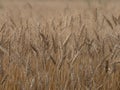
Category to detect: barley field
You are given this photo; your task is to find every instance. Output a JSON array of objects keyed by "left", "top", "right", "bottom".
[{"left": 0, "top": 0, "right": 120, "bottom": 90}]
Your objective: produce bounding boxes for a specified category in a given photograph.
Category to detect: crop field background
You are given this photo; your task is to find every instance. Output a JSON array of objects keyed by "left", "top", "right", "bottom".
[{"left": 0, "top": 0, "right": 120, "bottom": 90}]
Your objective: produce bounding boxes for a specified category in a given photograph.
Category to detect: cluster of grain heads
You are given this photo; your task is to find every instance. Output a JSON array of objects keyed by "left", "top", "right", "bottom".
[{"left": 0, "top": 3, "right": 120, "bottom": 90}]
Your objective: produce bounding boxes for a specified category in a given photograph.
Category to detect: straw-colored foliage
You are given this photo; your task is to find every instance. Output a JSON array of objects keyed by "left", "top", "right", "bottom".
[{"left": 0, "top": 1, "right": 120, "bottom": 90}]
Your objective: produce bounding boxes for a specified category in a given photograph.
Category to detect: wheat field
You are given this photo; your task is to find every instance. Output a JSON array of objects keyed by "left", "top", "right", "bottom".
[{"left": 0, "top": 0, "right": 120, "bottom": 90}]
